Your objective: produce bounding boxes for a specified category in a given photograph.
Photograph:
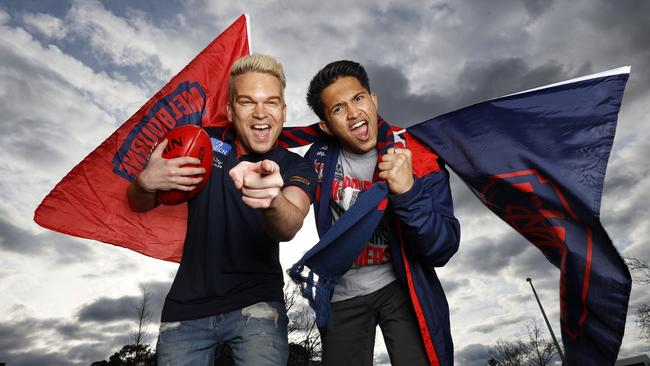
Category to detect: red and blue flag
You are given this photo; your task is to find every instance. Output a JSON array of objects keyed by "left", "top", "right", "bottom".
[
  {"left": 408, "top": 67, "right": 631, "bottom": 364},
  {"left": 34, "top": 14, "right": 250, "bottom": 262}
]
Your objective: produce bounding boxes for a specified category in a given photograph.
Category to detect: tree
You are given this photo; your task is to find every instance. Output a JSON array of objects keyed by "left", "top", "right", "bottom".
[
  {"left": 624, "top": 255, "right": 650, "bottom": 343},
  {"left": 285, "top": 282, "right": 322, "bottom": 365},
  {"left": 525, "top": 319, "right": 557, "bottom": 366},
  {"left": 130, "top": 284, "right": 152, "bottom": 347},
  {"left": 91, "top": 284, "right": 156, "bottom": 365},
  {"left": 624, "top": 255, "right": 650, "bottom": 344},
  {"left": 488, "top": 339, "right": 528, "bottom": 366},
  {"left": 487, "top": 319, "right": 560, "bottom": 366},
  {"left": 637, "top": 304, "right": 650, "bottom": 343},
  {"left": 624, "top": 256, "right": 650, "bottom": 286},
  {"left": 91, "top": 344, "right": 155, "bottom": 366}
]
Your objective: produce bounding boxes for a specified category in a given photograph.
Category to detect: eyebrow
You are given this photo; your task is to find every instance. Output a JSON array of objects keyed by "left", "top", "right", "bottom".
[
  {"left": 329, "top": 91, "right": 366, "bottom": 113},
  {"left": 235, "top": 95, "right": 283, "bottom": 102}
]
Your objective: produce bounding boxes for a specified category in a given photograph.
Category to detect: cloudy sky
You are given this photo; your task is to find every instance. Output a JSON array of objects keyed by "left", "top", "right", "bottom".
[{"left": 1, "top": 0, "right": 649, "bottom": 365}]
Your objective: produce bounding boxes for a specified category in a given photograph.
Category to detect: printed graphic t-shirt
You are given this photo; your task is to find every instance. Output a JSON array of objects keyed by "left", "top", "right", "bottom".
[{"left": 330, "top": 148, "right": 396, "bottom": 302}]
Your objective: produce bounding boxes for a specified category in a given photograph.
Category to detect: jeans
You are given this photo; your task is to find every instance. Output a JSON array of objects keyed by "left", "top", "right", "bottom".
[
  {"left": 156, "top": 301, "right": 288, "bottom": 366},
  {"left": 321, "top": 281, "right": 429, "bottom": 366}
]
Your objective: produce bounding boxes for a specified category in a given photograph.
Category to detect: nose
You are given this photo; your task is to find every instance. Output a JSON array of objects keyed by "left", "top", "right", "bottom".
[
  {"left": 347, "top": 104, "right": 360, "bottom": 120},
  {"left": 252, "top": 103, "right": 267, "bottom": 119}
]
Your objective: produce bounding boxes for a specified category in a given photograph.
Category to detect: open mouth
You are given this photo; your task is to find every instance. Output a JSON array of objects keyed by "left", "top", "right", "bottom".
[
  {"left": 251, "top": 124, "right": 271, "bottom": 139},
  {"left": 350, "top": 120, "right": 369, "bottom": 140}
]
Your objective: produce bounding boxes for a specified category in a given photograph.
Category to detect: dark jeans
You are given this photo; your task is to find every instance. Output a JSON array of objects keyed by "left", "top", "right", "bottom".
[
  {"left": 156, "top": 302, "right": 288, "bottom": 366},
  {"left": 321, "top": 281, "right": 429, "bottom": 366}
]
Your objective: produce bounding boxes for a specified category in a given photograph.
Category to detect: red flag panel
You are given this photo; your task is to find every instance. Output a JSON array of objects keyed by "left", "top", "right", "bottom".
[{"left": 34, "top": 14, "right": 250, "bottom": 262}]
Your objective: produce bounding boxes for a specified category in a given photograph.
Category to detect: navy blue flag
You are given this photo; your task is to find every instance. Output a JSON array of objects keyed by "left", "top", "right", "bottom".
[
  {"left": 408, "top": 67, "right": 631, "bottom": 365},
  {"left": 282, "top": 67, "right": 631, "bottom": 365}
]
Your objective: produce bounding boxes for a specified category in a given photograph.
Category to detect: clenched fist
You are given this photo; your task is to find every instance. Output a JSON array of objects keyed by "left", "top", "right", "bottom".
[{"left": 378, "top": 147, "right": 414, "bottom": 194}]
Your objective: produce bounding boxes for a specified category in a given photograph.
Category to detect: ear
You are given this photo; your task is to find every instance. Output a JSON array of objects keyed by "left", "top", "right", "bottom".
[
  {"left": 371, "top": 92, "right": 378, "bottom": 110},
  {"left": 282, "top": 103, "right": 287, "bottom": 124},
  {"left": 226, "top": 102, "right": 233, "bottom": 122},
  {"left": 318, "top": 120, "right": 333, "bottom": 136}
]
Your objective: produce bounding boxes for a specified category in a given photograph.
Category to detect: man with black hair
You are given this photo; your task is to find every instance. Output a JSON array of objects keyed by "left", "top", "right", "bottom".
[{"left": 303, "top": 60, "right": 460, "bottom": 366}]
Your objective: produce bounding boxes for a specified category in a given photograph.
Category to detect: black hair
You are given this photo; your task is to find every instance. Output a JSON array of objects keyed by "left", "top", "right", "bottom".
[{"left": 306, "top": 60, "right": 371, "bottom": 121}]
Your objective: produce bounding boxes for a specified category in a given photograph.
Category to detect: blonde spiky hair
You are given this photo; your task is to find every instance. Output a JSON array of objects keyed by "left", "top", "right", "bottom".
[{"left": 228, "top": 53, "right": 286, "bottom": 103}]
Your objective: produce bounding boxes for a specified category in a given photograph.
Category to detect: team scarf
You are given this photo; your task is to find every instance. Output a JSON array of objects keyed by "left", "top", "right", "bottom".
[{"left": 284, "top": 118, "right": 402, "bottom": 327}]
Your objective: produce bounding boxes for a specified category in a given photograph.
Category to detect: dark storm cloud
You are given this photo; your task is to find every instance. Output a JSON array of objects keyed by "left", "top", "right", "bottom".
[
  {"left": 0, "top": 352, "right": 71, "bottom": 366},
  {"left": 77, "top": 280, "right": 170, "bottom": 324},
  {"left": 365, "top": 57, "right": 583, "bottom": 127},
  {"left": 456, "top": 58, "right": 581, "bottom": 106},
  {"left": 441, "top": 277, "right": 470, "bottom": 295},
  {"left": 470, "top": 314, "right": 530, "bottom": 334},
  {"left": 77, "top": 295, "right": 139, "bottom": 322},
  {"left": 580, "top": 0, "right": 650, "bottom": 105},
  {"left": 0, "top": 314, "right": 129, "bottom": 366},
  {"left": 456, "top": 343, "right": 491, "bottom": 366},
  {"left": 0, "top": 216, "right": 42, "bottom": 254},
  {"left": 66, "top": 342, "right": 115, "bottom": 365},
  {"left": 0, "top": 282, "right": 171, "bottom": 364},
  {"left": 366, "top": 62, "right": 451, "bottom": 126},
  {"left": 510, "top": 244, "right": 559, "bottom": 283},
  {"left": 581, "top": 1, "right": 650, "bottom": 60},
  {"left": 447, "top": 172, "right": 493, "bottom": 221},
  {"left": 521, "top": 0, "right": 555, "bottom": 18},
  {"left": 602, "top": 157, "right": 649, "bottom": 202},
  {"left": 452, "top": 232, "right": 529, "bottom": 275},
  {"left": 601, "top": 151, "right": 650, "bottom": 242},
  {"left": 0, "top": 215, "right": 97, "bottom": 263}
]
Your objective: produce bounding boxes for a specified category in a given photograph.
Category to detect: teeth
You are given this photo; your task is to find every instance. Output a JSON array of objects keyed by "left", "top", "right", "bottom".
[
  {"left": 252, "top": 124, "right": 270, "bottom": 130},
  {"left": 351, "top": 121, "right": 367, "bottom": 129}
]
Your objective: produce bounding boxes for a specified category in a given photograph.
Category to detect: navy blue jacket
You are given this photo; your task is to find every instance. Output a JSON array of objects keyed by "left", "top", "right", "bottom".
[{"left": 305, "top": 125, "right": 460, "bottom": 366}]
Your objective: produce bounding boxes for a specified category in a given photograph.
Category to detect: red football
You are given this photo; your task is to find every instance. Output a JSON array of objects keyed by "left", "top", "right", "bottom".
[{"left": 157, "top": 125, "right": 213, "bottom": 205}]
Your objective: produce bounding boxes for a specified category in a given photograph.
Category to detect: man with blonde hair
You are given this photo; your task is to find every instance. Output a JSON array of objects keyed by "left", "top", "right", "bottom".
[{"left": 128, "top": 53, "right": 316, "bottom": 365}]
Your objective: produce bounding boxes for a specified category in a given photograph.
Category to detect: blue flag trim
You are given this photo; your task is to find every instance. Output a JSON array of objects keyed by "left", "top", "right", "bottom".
[{"left": 407, "top": 67, "right": 631, "bottom": 364}]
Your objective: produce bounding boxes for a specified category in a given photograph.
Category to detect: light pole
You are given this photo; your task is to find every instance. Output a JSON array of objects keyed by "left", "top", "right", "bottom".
[{"left": 526, "top": 277, "right": 564, "bottom": 361}]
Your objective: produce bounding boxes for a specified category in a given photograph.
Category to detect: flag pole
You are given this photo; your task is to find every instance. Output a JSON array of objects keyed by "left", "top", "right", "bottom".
[{"left": 526, "top": 277, "right": 564, "bottom": 361}]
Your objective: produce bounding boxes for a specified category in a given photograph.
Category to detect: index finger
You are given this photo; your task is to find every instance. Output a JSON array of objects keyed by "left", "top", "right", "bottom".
[
  {"left": 242, "top": 171, "right": 284, "bottom": 189},
  {"left": 259, "top": 160, "right": 279, "bottom": 175}
]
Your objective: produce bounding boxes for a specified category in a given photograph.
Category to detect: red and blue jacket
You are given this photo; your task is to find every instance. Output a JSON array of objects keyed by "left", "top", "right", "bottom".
[{"left": 286, "top": 118, "right": 460, "bottom": 366}]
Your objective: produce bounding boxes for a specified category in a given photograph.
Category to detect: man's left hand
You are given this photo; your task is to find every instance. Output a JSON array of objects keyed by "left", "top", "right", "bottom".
[
  {"left": 229, "top": 160, "right": 284, "bottom": 209},
  {"left": 378, "top": 147, "right": 414, "bottom": 195}
]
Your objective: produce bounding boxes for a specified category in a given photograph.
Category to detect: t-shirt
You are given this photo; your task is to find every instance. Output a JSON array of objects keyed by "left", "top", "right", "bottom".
[
  {"left": 330, "top": 148, "right": 396, "bottom": 303},
  {"left": 161, "top": 128, "right": 317, "bottom": 322}
]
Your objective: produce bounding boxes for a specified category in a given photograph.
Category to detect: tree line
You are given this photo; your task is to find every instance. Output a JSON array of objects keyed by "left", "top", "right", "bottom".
[{"left": 91, "top": 255, "right": 650, "bottom": 365}]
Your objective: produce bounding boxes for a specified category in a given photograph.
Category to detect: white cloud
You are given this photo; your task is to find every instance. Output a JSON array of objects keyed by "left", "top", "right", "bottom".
[
  {"left": 1, "top": 0, "right": 649, "bottom": 363},
  {"left": 0, "top": 8, "right": 10, "bottom": 25},
  {"left": 66, "top": 0, "right": 208, "bottom": 79},
  {"left": 0, "top": 23, "right": 147, "bottom": 119},
  {"left": 22, "top": 12, "right": 67, "bottom": 40}
]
